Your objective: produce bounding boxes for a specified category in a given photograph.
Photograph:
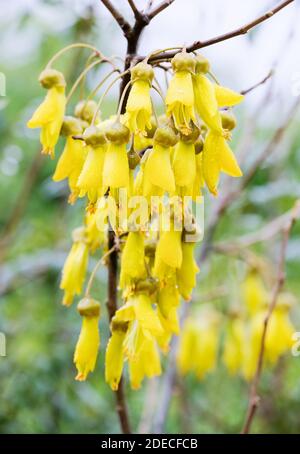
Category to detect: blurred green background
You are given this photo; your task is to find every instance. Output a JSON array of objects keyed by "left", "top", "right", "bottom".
[{"left": 1, "top": 0, "right": 300, "bottom": 434}]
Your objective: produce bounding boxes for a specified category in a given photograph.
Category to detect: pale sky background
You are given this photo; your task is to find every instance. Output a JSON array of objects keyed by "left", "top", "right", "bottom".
[{"left": 1, "top": 0, "right": 300, "bottom": 118}]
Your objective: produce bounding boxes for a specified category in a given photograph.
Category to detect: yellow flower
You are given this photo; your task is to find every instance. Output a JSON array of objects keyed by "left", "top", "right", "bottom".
[
  {"left": 153, "top": 228, "right": 183, "bottom": 280},
  {"left": 172, "top": 139, "right": 196, "bottom": 188},
  {"left": 85, "top": 212, "right": 105, "bottom": 253},
  {"left": 177, "top": 241, "right": 199, "bottom": 301},
  {"left": 114, "top": 293, "right": 163, "bottom": 342},
  {"left": 105, "top": 320, "right": 127, "bottom": 391},
  {"left": 242, "top": 269, "right": 268, "bottom": 316},
  {"left": 128, "top": 327, "right": 161, "bottom": 389},
  {"left": 60, "top": 227, "right": 89, "bottom": 306},
  {"left": 223, "top": 318, "right": 245, "bottom": 375},
  {"left": 27, "top": 69, "right": 66, "bottom": 158},
  {"left": 53, "top": 117, "right": 86, "bottom": 203},
  {"left": 166, "top": 52, "right": 196, "bottom": 134},
  {"left": 106, "top": 292, "right": 163, "bottom": 390},
  {"left": 177, "top": 309, "right": 220, "bottom": 379},
  {"left": 203, "top": 130, "right": 242, "bottom": 196},
  {"left": 103, "top": 122, "right": 130, "bottom": 189},
  {"left": 120, "top": 231, "right": 147, "bottom": 289},
  {"left": 265, "top": 300, "right": 295, "bottom": 364},
  {"left": 74, "top": 298, "right": 100, "bottom": 381},
  {"left": 143, "top": 125, "right": 177, "bottom": 195},
  {"left": 125, "top": 62, "right": 154, "bottom": 134},
  {"left": 214, "top": 84, "right": 244, "bottom": 108},
  {"left": 76, "top": 125, "right": 107, "bottom": 204}
]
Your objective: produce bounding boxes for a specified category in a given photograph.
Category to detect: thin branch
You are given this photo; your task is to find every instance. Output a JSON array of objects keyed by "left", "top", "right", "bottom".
[
  {"left": 147, "top": 0, "right": 295, "bottom": 62},
  {"left": 241, "top": 200, "right": 300, "bottom": 434},
  {"left": 100, "top": 0, "right": 132, "bottom": 36},
  {"left": 214, "top": 205, "right": 297, "bottom": 252},
  {"left": 241, "top": 70, "right": 274, "bottom": 96},
  {"left": 148, "top": 0, "right": 175, "bottom": 20},
  {"left": 127, "top": 0, "right": 141, "bottom": 20}
]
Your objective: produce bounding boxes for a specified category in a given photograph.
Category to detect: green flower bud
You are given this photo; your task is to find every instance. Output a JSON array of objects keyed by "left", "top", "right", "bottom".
[
  {"left": 221, "top": 111, "right": 237, "bottom": 131},
  {"left": 39, "top": 68, "right": 66, "bottom": 89},
  {"left": 171, "top": 51, "right": 196, "bottom": 73},
  {"left": 77, "top": 297, "right": 101, "bottom": 317},
  {"left": 83, "top": 125, "right": 107, "bottom": 146},
  {"left": 111, "top": 319, "right": 129, "bottom": 333},
  {"left": 75, "top": 100, "right": 98, "bottom": 123},
  {"left": 154, "top": 125, "right": 178, "bottom": 147},
  {"left": 131, "top": 62, "right": 154, "bottom": 84},
  {"left": 194, "top": 136, "right": 204, "bottom": 154},
  {"left": 60, "top": 116, "right": 83, "bottom": 137},
  {"left": 105, "top": 121, "right": 130, "bottom": 145},
  {"left": 180, "top": 124, "right": 200, "bottom": 144},
  {"left": 135, "top": 278, "right": 158, "bottom": 294},
  {"left": 127, "top": 149, "right": 141, "bottom": 169},
  {"left": 195, "top": 54, "right": 210, "bottom": 74}
]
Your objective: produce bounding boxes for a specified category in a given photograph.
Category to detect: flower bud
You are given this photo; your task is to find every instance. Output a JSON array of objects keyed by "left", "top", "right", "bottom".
[
  {"left": 131, "top": 62, "right": 154, "bottom": 84},
  {"left": 111, "top": 319, "right": 128, "bottom": 333},
  {"left": 127, "top": 149, "right": 140, "bottom": 169},
  {"left": 195, "top": 54, "right": 210, "bottom": 74},
  {"left": 171, "top": 51, "right": 196, "bottom": 73},
  {"left": 77, "top": 297, "right": 101, "bottom": 317},
  {"left": 83, "top": 125, "right": 107, "bottom": 146},
  {"left": 221, "top": 111, "right": 237, "bottom": 131},
  {"left": 194, "top": 136, "right": 204, "bottom": 154},
  {"left": 180, "top": 124, "right": 200, "bottom": 144},
  {"left": 75, "top": 100, "right": 98, "bottom": 123},
  {"left": 135, "top": 279, "right": 158, "bottom": 294},
  {"left": 105, "top": 121, "right": 130, "bottom": 145},
  {"left": 39, "top": 68, "right": 66, "bottom": 89},
  {"left": 60, "top": 116, "right": 83, "bottom": 137},
  {"left": 154, "top": 125, "right": 178, "bottom": 147}
]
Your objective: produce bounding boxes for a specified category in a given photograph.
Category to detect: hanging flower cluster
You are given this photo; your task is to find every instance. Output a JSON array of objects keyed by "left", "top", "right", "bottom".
[
  {"left": 177, "top": 269, "right": 295, "bottom": 381},
  {"left": 27, "top": 46, "right": 244, "bottom": 390}
]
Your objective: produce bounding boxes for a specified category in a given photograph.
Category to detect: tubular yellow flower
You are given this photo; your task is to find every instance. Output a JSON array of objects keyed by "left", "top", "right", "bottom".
[
  {"left": 27, "top": 69, "right": 66, "bottom": 158},
  {"left": 53, "top": 116, "right": 86, "bottom": 203},
  {"left": 203, "top": 130, "right": 242, "bottom": 196},
  {"left": 265, "top": 300, "right": 295, "bottom": 364},
  {"left": 76, "top": 125, "right": 107, "bottom": 204},
  {"left": 105, "top": 320, "right": 127, "bottom": 391},
  {"left": 177, "top": 309, "right": 220, "bottom": 379},
  {"left": 74, "top": 298, "right": 101, "bottom": 381},
  {"left": 103, "top": 122, "right": 130, "bottom": 189},
  {"left": 60, "top": 227, "right": 89, "bottom": 306},
  {"left": 143, "top": 126, "right": 177, "bottom": 194},
  {"left": 166, "top": 52, "right": 196, "bottom": 135},
  {"left": 125, "top": 62, "right": 154, "bottom": 134},
  {"left": 85, "top": 212, "right": 105, "bottom": 253},
  {"left": 242, "top": 269, "right": 268, "bottom": 316},
  {"left": 120, "top": 231, "right": 147, "bottom": 289},
  {"left": 222, "top": 317, "right": 245, "bottom": 375},
  {"left": 153, "top": 228, "right": 183, "bottom": 278},
  {"left": 177, "top": 241, "right": 199, "bottom": 301},
  {"left": 128, "top": 329, "right": 161, "bottom": 389},
  {"left": 172, "top": 140, "right": 196, "bottom": 188}
]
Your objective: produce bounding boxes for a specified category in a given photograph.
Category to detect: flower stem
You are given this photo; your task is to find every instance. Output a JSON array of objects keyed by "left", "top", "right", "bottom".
[{"left": 46, "top": 43, "right": 102, "bottom": 69}]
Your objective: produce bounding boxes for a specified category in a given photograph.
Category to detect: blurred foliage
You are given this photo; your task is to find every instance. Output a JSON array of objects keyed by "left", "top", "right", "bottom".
[{"left": 1, "top": 0, "right": 300, "bottom": 434}]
